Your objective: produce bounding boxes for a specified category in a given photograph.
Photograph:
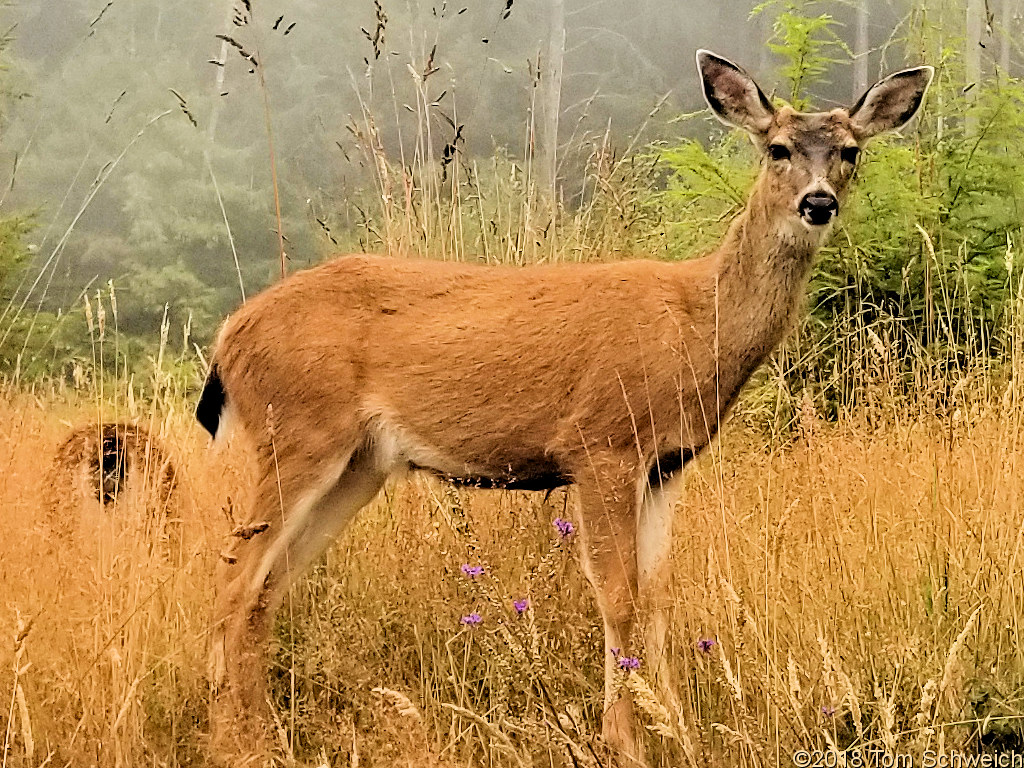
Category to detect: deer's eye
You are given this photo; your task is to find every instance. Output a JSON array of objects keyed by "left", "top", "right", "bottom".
[
  {"left": 841, "top": 146, "right": 860, "bottom": 165},
  {"left": 768, "top": 143, "right": 791, "bottom": 162}
]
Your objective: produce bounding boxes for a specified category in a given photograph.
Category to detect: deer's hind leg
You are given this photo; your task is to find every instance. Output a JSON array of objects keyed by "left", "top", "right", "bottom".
[{"left": 210, "top": 435, "right": 388, "bottom": 764}]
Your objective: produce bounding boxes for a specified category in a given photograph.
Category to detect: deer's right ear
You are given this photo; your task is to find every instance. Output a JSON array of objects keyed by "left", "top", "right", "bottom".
[{"left": 697, "top": 49, "right": 775, "bottom": 138}]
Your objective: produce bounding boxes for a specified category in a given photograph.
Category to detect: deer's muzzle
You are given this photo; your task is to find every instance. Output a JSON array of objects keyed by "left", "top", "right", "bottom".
[{"left": 799, "top": 191, "right": 839, "bottom": 226}]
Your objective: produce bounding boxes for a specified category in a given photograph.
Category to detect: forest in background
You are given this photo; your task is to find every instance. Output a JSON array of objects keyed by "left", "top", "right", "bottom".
[{"left": 0, "top": 0, "right": 1022, "bottom": 427}]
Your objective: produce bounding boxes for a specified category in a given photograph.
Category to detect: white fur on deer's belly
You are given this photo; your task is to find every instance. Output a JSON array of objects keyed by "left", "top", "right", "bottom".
[
  {"left": 363, "top": 412, "right": 693, "bottom": 492},
  {"left": 364, "top": 410, "right": 571, "bottom": 491}
]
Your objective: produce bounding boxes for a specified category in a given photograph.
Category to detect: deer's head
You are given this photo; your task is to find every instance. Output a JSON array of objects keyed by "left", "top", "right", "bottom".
[{"left": 696, "top": 50, "right": 933, "bottom": 241}]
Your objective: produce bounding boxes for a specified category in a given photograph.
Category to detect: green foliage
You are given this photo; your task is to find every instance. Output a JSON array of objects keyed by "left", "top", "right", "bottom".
[
  {"left": 0, "top": 214, "right": 66, "bottom": 380},
  {"left": 0, "top": 213, "right": 33, "bottom": 288},
  {"left": 0, "top": 306, "right": 91, "bottom": 381},
  {"left": 754, "top": 1, "right": 848, "bottom": 106},
  {"left": 653, "top": 132, "right": 756, "bottom": 259}
]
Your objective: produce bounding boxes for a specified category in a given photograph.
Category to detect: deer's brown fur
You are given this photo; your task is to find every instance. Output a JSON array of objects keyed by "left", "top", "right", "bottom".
[{"left": 199, "top": 51, "right": 932, "bottom": 766}]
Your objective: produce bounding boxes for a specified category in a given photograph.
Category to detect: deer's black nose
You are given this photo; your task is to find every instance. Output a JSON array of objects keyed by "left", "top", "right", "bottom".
[{"left": 799, "top": 192, "right": 838, "bottom": 226}]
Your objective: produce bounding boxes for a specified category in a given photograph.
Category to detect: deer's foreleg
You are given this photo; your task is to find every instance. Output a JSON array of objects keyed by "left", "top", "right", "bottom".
[
  {"left": 637, "top": 475, "right": 683, "bottom": 710},
  {"left": 576, "top": 462, "right": 645, "bottom": 766}
]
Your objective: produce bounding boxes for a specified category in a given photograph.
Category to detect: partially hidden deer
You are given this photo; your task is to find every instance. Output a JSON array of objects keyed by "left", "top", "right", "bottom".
[{"left": 197, "top": 50, "right": 932, "bottom": 766}]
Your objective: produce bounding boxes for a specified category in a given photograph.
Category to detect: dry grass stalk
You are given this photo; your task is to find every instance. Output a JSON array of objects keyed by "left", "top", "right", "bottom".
[
  {"left": 371, "top": 686, "right": 422, "bottom": 724},
  {"left": 937, "top": 606, "right": 981, "bottom": 717},
  {"left": 2, "top": 612, "right": 35, "bottom": 766}
]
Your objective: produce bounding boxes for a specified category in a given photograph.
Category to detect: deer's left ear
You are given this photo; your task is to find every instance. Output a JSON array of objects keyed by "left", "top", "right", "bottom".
[{"left": 849, "top": 66, "right": 934, "bottom": 141}]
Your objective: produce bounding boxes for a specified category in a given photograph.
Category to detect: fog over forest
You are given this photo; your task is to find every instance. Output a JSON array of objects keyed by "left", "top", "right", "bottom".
[{"left": 0, "top": 0, "right": 1014, "bottom": 359}]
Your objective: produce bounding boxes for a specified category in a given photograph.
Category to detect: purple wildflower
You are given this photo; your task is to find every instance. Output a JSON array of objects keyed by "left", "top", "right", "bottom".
[
  {"left": 460, "top": 612, "right": 482, "bottom": 626},
  {"left": 822, "top": 705, "right": 836, "bottom": 718},
  {"left": 617, "top": 655, "right": 641, "bottom": 672},
  {"left": 697, "top": 638, "right": 717, "bottom": 654},
  {"left": 513, "top": 598, "right": 529, "bottom": 615},
  {"left": 460, "top": 564, "right": 485, "bottom": 578},
  {"left": 553, "top": 517, "right": 575, "bottom": 539}
]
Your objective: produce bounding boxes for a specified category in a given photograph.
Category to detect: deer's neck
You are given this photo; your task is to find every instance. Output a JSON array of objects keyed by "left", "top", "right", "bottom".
[{"left": 705, "top": 183, "right": 824, "bottom": 395}]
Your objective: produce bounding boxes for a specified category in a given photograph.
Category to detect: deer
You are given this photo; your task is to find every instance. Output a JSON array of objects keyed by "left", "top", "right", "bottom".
[
  {"left": 197, "top": 50, "right": 932, "bottom": 766},
  {"left": 46, "top": 422, "right": 180, "bottom": 555}
]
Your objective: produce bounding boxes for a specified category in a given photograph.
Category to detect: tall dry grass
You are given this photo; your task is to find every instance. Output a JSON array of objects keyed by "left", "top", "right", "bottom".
[{"left": 2, "top": 377, "right": 1024, "bottom": 766}]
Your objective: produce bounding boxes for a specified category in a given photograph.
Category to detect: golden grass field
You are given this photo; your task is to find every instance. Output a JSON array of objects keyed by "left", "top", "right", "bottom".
[{"left": 1, "top": 389, "right": 1023, "bottom": 767}]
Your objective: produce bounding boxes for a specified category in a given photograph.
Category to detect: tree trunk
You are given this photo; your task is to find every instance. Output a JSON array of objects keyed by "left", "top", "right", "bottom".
[
  {"left": 965, "top": 0, "right": 984, "bottom": 134},
  {"left": 853, "top": 1, "right": 869, "bottom": 99},
  {"left": 1000, "top": 0, "right": 1015, "bottom": 77},
  {"left": 539, "top": 0, "right": 565, "bottom": 212},
  {"left": 207, "top": 2, "right": 236, "bottom": 143},
  {"left": 758, "top": 6, "right": 773, "bottom": 77}
]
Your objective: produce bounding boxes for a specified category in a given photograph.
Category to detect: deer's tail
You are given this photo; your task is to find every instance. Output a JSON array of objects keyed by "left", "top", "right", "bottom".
[{"left": 196, "top": 363, "right": 228, "bottom": 440}]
